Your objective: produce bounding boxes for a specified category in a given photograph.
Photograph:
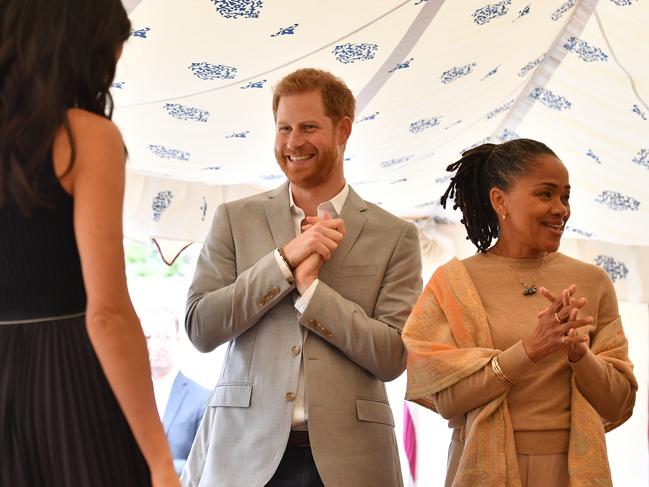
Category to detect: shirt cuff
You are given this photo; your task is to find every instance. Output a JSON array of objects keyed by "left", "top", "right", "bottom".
[
  {"left": 497, "top": 340, "right": 536, "bottom": 383},
  {"left": 295, "top": 279, "right": 319, "bottom": 313},
  {"left": 274, "top": 249, "right": 293, "bottom": 282}
]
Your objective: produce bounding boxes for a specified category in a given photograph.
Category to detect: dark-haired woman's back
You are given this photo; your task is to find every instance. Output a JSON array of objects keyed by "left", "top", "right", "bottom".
[{"left": 0, "top": 110, "right": 179, "bottom": 487}]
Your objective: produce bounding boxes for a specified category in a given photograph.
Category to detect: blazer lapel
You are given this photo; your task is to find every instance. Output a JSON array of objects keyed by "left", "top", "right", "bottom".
[
  {"left": 318, "top": 187, "right": 367, "bottom": 284},
  {"left": 264, "top": 182, "right": 295, "bottom": 248},
  {"left": 163, "top": 372, "right": 189, "bottom": 433}
]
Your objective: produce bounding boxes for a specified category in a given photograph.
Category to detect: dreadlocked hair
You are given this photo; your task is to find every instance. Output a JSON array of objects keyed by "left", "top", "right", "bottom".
[{"left": 440, "top": 138, "right": 557, "bottom": 253}]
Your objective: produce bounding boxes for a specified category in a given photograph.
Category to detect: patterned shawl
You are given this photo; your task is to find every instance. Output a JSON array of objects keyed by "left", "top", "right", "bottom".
[{"left": 402, "top": 258, "right": 636, "bottom": 487}]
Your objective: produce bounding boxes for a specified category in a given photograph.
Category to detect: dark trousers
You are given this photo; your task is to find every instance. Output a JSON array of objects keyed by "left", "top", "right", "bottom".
[{"left": 265, "top": 446, "right": 324, "bottom": 487}]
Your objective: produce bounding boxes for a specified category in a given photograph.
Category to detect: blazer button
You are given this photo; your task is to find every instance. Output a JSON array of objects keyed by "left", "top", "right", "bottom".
[
  {"left": 308, "top": 319, "right": 316, "bottom": 325},
  {"left": 257, "top": 299, "right": 265, "bottom": 307},
  {"left": 271, "top": 286, "right": 280, "bottom": 296},
  {"left": 285, "top": 392, "right": 295, "bottom": 401},
  {"left": 291, "top": 345, "right": 301, "bottom": 355}
]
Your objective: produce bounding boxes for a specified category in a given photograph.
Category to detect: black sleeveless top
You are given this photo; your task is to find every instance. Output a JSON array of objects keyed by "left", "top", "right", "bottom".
[{"left": 0, "top": 159, "right": 87, "bottom": 320}]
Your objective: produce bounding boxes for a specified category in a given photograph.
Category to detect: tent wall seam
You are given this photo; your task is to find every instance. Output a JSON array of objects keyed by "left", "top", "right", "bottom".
[
  {"left": 116, "top": 0, "right": 415, "bottom": 109},
  {"left": 491, "top": 0, "right": 600, "bottom": 142},
  {"left": 355, "top": 0, "right": 446, "bottom": 115}
]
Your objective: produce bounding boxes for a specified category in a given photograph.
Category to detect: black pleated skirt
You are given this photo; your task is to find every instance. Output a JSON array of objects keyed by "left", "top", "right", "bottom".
[{"left": 0, "top": 314, "right": 151, "bottom": 486}]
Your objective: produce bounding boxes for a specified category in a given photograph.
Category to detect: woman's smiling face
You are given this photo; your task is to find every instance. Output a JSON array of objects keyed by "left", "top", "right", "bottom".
[{"left": 492, "top": 153, "right": 571, "bottom": 258}]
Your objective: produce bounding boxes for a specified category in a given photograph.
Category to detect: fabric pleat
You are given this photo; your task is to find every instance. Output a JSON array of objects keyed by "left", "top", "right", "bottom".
[{"left": 0, "top": 315, "right": 151, "bottom": 487}]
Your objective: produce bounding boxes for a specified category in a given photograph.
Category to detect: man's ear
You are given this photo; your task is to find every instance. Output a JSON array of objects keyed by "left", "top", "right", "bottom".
[
  {"left": 336, "top": 116, "right": 352, "bottom": 145},
  {"left": 489, "top": 186, "right": 507, "bottom": 218}
]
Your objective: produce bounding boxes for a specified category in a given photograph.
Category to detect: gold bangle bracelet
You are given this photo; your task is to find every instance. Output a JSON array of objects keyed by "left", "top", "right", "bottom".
[{"left": 491, "top": 356, "right": 514, "bottom": 386}]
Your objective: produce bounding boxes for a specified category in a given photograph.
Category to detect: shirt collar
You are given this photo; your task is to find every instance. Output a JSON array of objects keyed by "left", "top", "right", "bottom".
[{"left": 288, "top": 182, "right": 349, "bottom": 218}]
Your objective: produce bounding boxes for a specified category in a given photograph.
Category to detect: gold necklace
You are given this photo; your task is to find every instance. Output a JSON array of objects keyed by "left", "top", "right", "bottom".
[{"left": 489, "top": 249, "right": 548, "bottom": 296}]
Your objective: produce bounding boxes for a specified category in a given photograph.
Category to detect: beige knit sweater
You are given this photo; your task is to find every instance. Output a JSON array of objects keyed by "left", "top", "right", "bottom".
[{"left": 430, "top": 252, "right": 635, "bottom": 454}]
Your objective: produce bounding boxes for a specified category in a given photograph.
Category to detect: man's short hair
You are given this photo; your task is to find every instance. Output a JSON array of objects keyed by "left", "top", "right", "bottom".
[{"left": 272, "top": 68, "right": 356, "bottom": 122}]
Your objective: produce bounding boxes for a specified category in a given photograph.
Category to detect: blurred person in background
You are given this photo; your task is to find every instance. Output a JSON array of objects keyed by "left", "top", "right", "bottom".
[{"left": 141, "top": 306, "right": 210, "bottom": 476}]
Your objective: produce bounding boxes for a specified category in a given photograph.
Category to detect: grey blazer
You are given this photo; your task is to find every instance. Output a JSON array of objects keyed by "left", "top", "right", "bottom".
[{"left": 181, "top": 183, "right": 422, "bottom": 487}]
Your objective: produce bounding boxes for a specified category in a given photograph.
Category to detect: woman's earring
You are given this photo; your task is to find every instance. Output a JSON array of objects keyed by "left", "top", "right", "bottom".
[{"left": 501, "top": 213, "right": 507, "bottom": 221}]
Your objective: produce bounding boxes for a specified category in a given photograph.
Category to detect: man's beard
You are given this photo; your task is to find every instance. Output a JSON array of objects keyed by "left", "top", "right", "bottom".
[{"left": 275, "top": 146, "right": 338, "bottom": 189}]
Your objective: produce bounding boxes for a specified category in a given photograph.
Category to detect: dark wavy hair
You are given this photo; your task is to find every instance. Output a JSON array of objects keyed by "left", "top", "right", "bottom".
[
  {"left": 440, "top": 138, "right": 557, "bottom": 253},
  {"left": 0, "top": 0, "right": 131, "bottom": 213}
]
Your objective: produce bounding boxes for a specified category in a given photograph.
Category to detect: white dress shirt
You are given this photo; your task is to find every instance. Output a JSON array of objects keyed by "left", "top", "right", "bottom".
[
  {"left": 273, "top": 183, "right": 349, "bottom": 430},
  {"left": 153, "top": 366, "right": 179, "bottom": 420}
]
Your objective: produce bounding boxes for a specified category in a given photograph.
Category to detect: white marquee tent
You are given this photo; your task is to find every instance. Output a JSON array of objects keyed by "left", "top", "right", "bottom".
[{"left": 117, "top": 0, "right": 648, "bottom": 484}]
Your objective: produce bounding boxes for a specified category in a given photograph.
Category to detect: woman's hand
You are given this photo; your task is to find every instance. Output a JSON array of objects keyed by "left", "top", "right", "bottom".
[
  {"left": 522, "top": 285, "right": 591, "bottom": 362},
  {"left": 539, "top": 286, "right": 589, "bottom": 362}
]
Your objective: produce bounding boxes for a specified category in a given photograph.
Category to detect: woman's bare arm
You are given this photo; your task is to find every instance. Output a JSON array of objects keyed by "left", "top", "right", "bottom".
[{"left": 54, "top": 109, "right": 179, "bottom": 486}]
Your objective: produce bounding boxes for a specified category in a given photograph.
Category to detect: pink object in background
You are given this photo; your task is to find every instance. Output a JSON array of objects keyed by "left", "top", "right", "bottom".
[{"left": 403, "top": 401, "right": 417, "bottom": 484}]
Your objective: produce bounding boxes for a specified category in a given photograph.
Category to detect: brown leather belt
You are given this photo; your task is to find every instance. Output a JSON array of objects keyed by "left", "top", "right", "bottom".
[{"left": 287, "top": 430, "right": 310, "bottom": 447}]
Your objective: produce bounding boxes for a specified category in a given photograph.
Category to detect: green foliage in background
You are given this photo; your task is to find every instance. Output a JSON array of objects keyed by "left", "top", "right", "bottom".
[{"left": 124, "top": 239, "right": 196, "bottom": 278}]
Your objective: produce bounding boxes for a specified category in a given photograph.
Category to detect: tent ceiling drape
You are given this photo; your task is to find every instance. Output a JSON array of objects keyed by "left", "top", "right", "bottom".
[{"left": 115, "top": 0, "right": 649, "bottom": 302}]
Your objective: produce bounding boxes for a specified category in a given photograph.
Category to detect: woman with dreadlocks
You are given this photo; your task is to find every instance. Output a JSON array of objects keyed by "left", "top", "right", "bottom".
[{"left": 402, "top": 139, "right": 636, "bottom": 487}]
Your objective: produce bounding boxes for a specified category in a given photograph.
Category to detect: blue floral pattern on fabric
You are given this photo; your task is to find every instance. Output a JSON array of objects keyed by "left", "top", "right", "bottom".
[
  {"left": 271, "top": 23, "right": 298, "bottom": 37},
  {"left": 261, "top": 174, "right": 284, "bottom": 180},
  {"left": 444, "top": 120, "right": 462, "bottom": 130},
  {"left": 500, "top": 128, "right": 520, "bottom": 141},
  {"left": 486, "top": 99, "right": 514, "bottom": 119},
  {"left": 152, "top": 191, "right": 173, "bottom": 222},
  {"left": 356, "top": 112, "right": 379, "bottom": 123},
  {"left": 564, "top": 37, "right": 608, "bottom": 62},
  {"left": 201, "top": 166, "right": 221, "bottom": 171},
  {"left": 391, "top": 178, "right": 408, "bottom": 185},
  {"left": 409, "top": 117, "right": 441, "bottom": 134},
  {"left": 211, "top": 0, "right": 263, "bottom": 19},
  {"left": 415, "top": 200, "right": 437, "bottom": 208},
  {"left": 200, "top": 196, "right": 208, "bottom": 221},
  {"left": 189, "top": 62, "right": 237, "bottom": 80},
  {"left": 565, "top": 226, "right": 594, "bottom": 238},
  {"left": 529, "top": 87, "right": 572, "bottom": 111},
  {"left": 609, "top": 0, "right": 635, "bottom": 6},
  {"left": 111, "top": 82, "right": 125, "bottom": 89},
  {"left": 164, "top": 103, "right": 209, "bottom": 122},
  {"left": 632, "top": 148, "right": 649, "bottom": 169},
  {"left": 595, "top": 190, "right": 640, "bottom": 211},
  {"left": 551, "top": 0, "right": 576, "bottom": 21},
  {"left": 586, "top": 149, "right": 603, "bottom": 164},
  {"left": 148, "top": 144, "right": 191, "bottom": 161},
  {"left": 513, "top": 4, "right": 531, "bottom": 21},
  {"left": 388, "top": 58, "right": 414, "bottom": 73},
  {"left": 131, "top": 27, "right": 150, "bottom": 38},
  {"left": 441, "top": 63, "right": 476, "bottom": 84},
  {"left": 379, "top": 155, "right": 412, "bottom": 169},
  {"left": 471, "top": 0, "right": 512, "bottom": 25},
  {"left": 461, "top": 138, "right": 490, "bottom": 154},
  {"left": 481, "top": 65, "right": 500, "bottom": 80},
  {"left": 332, "top": 43, "right": 378, "bottom": 64},
  {"left": 226, "top": 131, "right": 250, "bottom": 138},
  {"left": 241, "top": 79, "right": 267, "bottom": 89},
  {"left": 518, "top": 54, "right": 544, "bottom": 77},
  {"left": 632, "top": 104, "right": 648, "bottom": 120},
  {"left": 594, "top": 255, "right": 629, "bottom": 282}
]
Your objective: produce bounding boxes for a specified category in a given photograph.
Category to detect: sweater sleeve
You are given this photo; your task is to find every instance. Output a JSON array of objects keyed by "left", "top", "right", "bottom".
[
  {"left": 569, "top": 274, "right": 636, "bottom": 423},
  {"left": 433, "top": 341, "right": 535, "bottom": 419}
]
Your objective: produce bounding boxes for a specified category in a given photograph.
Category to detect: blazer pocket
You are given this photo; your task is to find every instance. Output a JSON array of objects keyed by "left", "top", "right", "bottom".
[
  {"left": 356, "top": 398, "right": 395, "bottom": 427},
  {"left": 336, "top": 265, "right": 378, "bottom": 278},
  {"left": 209, "top": 383, "right": 253, "bottom": 408}
]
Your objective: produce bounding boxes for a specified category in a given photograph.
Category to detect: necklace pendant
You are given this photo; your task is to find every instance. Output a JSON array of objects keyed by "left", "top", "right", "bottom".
[{"left": 523, "top": 285, "right": 537, "bottom": 296}]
